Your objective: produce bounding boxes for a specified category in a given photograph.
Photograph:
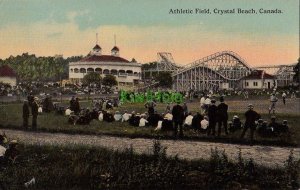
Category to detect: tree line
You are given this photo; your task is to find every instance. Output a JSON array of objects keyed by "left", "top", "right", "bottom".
[{"left": 0, "top": 53, "right": 82, "bottom": 82}]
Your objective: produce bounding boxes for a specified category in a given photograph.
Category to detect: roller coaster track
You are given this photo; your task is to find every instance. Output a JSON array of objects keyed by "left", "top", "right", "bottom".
[{"left": 172, "top": 51, "right": 253, "bottom": 91}]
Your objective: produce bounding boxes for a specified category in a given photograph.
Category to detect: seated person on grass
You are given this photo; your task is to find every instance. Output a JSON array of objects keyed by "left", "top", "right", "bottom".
[
  {"left": 114, "top": 111, "right": 122, "bottom": 122},
  {"left": 228, "top": 115, "right": 242, "bottom": 133},
  {"left": 103, "top": 111, "right": 115, "bottom": 122},
  {"left": 184, "top": 112, "right": 193, "bottom": 129},
  {"left": 122, "top": 110, "right": 131, "bottom": 122},
  {"left": 147, "top": 111, "right": 162, "bottom": 127},
  {"left": 200, "top": 116, "right": 209, "bottom": 133},
  {"left": 192, "top": 112, "right": 203, "bottom": 131},
  {"left": 139, "top": 114, "right": 149, "bottom": 127},
  {"left": 161, "top": 113, "right": 173, "bottom": 131}
]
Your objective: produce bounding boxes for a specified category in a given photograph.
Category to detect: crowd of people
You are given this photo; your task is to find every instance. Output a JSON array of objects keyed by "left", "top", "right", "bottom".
[{"left": 21, "top": 89, "right": 292, "bottom": 144}]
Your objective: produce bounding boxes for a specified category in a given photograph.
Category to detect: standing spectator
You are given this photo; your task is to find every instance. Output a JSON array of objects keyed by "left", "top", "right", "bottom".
[
  {"left": 27, "top": 93, "right": 34, "bottom": 107},
  {"left": 207, "top": 99, "right": 217, "bottom": 136},
  {"left": 172, "top": 102, "right": 184, "bottom": 138},
  {"left": 182, "top": 102, "right": 189, "bottom": 117},
  {"left": 204, "top": 95, "right": 211, "bottom": 114},
  {"left": 70, "top": 96, "right": 76, "bottom": 111},
  {"left": 217, "top": 97, "right": 228, "bottom": 136},
  {"left": 22, "top": 100, "right": 30, "bottom": 130},
  {"left": 269, "top": 93, "right": 278, "bottom": 114},
  {"left": 291, "top": 91, "right": 296, "bottom": 99},
  {"left": 144, "top": 100, "right": 156, "bottom": 115},
  {"left": 282, "top": 91, "right": 287, "bottom": 105},
  {"left": 74, "top": 98, "right": 81, "bottom": 115},
  {"left": 165, "top": 103, "right": 171, "bottom": 113},
  {"left": 240, "top": 104, "right": 260, "bottom": 145},
  {"left": 200, "top": 94, "right": 206, "bottom": 114},
  {"left": 31, "top": 97, "right": 39, "bottom": 130}
]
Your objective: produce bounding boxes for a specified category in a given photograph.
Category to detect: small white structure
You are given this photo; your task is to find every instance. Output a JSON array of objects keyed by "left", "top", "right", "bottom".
[
  {"left": 240, "top": 70, "right": 276, "bottom": 90},
  {"left": 0, "top": 65, "right": 17, "bottom": 86},
  {"left": 69, "top": 41, "right": 141, "bottom": 89}
]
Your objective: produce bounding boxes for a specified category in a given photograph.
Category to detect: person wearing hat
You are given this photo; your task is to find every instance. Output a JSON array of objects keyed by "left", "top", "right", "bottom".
[
  {"left": 22, "top": 100, "right": 30, "bottom": 130},
  {"left": 268, "top": 115, "right": 281, "bottom": 136},
  {"left": 240, "top": 104, "right": 260, "bottom": 145},
  {"left": 31, "top": 97, "right": 39, "bottom": 130},
  {"left": 217, "top": 96, "right": 228, "bottom": 136},
  {"left": 207, "top": 99, "right": 218, "bottom": 136},
  {"left": 114, "top": 111, "right": 122, "bottom": 121},
  {"left": 172, "top": 101, "right": 185, "bottom": 138},
  {"left": 269, "top": 93, "right": 278, "bottom": 114}
]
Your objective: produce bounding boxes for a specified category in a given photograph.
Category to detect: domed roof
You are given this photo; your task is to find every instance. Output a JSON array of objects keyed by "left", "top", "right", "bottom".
[
  {"left": 93, "top": 44, "right": 102, "bottom": 50},
  {"left": 111, "top": 46, "right": 119, "bottom": 51}
]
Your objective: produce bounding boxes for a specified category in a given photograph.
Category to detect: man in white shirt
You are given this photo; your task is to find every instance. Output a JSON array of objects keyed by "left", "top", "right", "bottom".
[
  {"left": 122, "top": 111, "right": 131, "bottom": 122},
  {"left": 65, "top": 108, "right": 72, "bottom": 116},
  {"left": 201, "top": 116, "right": 209, "bottom": 131},
  {"left": 200, "top": 95, "right": 206, "bottom": 114},
  {"left": 164, "top": 111, "right": 173, "bottom": 121},
  {"left": 98, "top": 111, "right": 104, "bottom": 121},
  {"left": 114, "top": 111, "right": 122, "bottom": 121},
  {"left": 139, "top": 115, "right": 148, "bottom": 127},
  {"left": 282, "top": 92, "right": 287, "bottom": 105},
  {"left": 184, "top": 112, "right": 193, "bottom": 128}
]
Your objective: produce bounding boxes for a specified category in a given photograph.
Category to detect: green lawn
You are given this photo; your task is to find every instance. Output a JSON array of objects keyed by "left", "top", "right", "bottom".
[{"left": 0, "top": 101, "right": 299, "bottom": 146}]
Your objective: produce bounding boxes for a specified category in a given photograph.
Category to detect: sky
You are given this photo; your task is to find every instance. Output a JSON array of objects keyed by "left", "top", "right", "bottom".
[{"left": 0, "top": 0, "right": 299, "bottom": 66}]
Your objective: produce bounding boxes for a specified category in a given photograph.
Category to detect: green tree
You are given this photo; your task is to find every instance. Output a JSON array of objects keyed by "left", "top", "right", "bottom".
[
  {"left": 155, "top": 72, "right": 173, "bottom": 88},
  {"left": 102, "top": 74, "right": 117, "bottom": 87},
  {"left": 82, "top": 72, "right": 102, "bottom": 86}
]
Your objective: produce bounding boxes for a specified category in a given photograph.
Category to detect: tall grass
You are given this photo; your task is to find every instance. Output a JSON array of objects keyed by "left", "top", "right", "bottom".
[{"left": 0, "top": 141, "right": 299, "bottom": 189}]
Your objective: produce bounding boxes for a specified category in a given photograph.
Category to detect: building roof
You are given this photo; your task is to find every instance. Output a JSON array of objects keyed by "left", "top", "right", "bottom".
[
  {"left": 79, "top": 55, "right": 130, "bottom": 63},
  {"left": 111, "top": 46, "right": 119, "bottom": 51},
  {"left": 93, "top": 44, "right": 102, "bottom": 50},
  {"left": 0, "top": 65, "right": 16, "bottom": 77},
  {"left": 242, "top": 70, "right": 275, "bottom": 80}
]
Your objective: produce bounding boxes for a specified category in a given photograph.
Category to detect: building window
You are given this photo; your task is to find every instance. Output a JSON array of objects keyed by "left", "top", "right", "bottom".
[
  {"left": 126, "top": 70, "right": 133, "bottom": 75},
  {"left": 245, "top": 81, "right": 249, "bottom": 86},
  {"left": 80, "top": 68, "right": 86, "bottom": 73},
  {"left": 103, "top": 69, "right": 110, "bottom": 74},
  {"left": 111, "top": 69, "right": 118, "bottom": 75},
  {"left": 74, "top": 68, "right": 79, "bottom": 73},
  {"left": 253, "top": 82, "right": 258, "bottom": 86},
  {"left": 95, "top": 68, "right": 102, "bottom": 74},
  {"left": 70, "top": 69, "right": 73, "bottom": 73},
  {"left": 87, "top": 68, "right": 94, "bottom": 73}
]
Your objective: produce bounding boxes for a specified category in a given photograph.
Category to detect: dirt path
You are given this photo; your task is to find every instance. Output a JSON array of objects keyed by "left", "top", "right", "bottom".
[{"left": 2, "top": 129, "right": 300, "bottom": 168}]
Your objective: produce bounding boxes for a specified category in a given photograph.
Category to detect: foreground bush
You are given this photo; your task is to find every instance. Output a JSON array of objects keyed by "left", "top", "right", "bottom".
[{"left": 0, "top": 141, "right": 299, "bottom": 189}]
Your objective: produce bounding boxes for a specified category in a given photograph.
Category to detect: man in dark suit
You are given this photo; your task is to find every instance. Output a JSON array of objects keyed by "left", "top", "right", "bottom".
[
  {"left": 172, "top": 102, "right": 184, "bottom": 138},
  {"left": 217, "top": 96, "right": 228, "bottom": 136},
  {"left": 31, "top": 97, "right": 39, "bottom": 130},
  {"left": 240, "top": 104, "right": 260, "bottom": 145},
  {"left": 207, "top": 99, "right": 217, "bottom": 136},
  {"left": 22, "top": 100, "right": 30, "bottom": 130}
]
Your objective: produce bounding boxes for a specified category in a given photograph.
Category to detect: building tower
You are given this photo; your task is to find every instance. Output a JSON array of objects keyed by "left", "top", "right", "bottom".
[
  {"left": 111, "top": 34, "right": 119, "bottom": 57},
  {"left": 91, "top": 33, "right": 102, "bottom": 56}
]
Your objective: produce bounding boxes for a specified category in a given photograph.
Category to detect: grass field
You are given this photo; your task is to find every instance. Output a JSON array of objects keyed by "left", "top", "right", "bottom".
[
  {"left": 0, "top": 98, "right": 299, "bottom": 147},
  {"left": 0, "top": 142, "right": 299, "bottom": 189}
]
